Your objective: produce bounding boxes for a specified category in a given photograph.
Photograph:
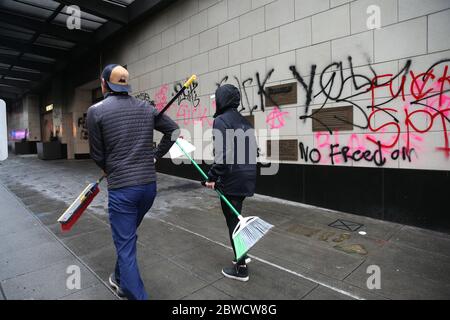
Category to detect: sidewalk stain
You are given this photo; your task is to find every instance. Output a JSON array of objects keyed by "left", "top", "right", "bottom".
[
  {"left": 286, "top": 224, "right": 321, "bottom": 237},
  {"left": 319, "top": 232, "right": 336, "bottom": 241},
  {"left": 332, "top": 233, "right": 351, "bottom": 243},
  {"left": 334, "top": 244, "right": 368, "bottom": 256}
]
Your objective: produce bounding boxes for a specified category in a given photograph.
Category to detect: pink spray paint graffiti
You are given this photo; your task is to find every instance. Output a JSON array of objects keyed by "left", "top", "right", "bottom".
[
  {"left": 296, "top": 58, "right": 450, "bottom": 166},
  {"left": 266, "top": 107, "right": 289, "bottom": 129},
  {"left": 152, "top": 82, "right": 213, "bottom": 128},
  {"left": 154, "top": 84, "right": 169, "bottom": 112},
  {"left": 176, "top": 102, "right": 213, "bottom": 127}
]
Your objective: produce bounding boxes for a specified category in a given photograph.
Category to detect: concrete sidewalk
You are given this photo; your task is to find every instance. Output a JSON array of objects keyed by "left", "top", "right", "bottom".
[
  {"left": 1, "top": 154, "right": 450, "bottom": 300},
  {"left": 0, "top": 183, "right": 116, "bottom": 300}
]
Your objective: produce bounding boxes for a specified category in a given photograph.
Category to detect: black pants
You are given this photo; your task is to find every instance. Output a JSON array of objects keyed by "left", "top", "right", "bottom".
[{"left": 220, "top": 195, "right": 247, "bottom": 266}]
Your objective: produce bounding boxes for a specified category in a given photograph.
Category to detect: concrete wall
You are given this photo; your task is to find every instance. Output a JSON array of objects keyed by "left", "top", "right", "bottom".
[
  {"left": 24, "top": 95, "right": 41, "bottom": 142},
  {"left": 103, "top": 0, "right": 450, "bottom": 171},
  {"left": 7, "top": 95, "right": 41, "bottom": 143}
]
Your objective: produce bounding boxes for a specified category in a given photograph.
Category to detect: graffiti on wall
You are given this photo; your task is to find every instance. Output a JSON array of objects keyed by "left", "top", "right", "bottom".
[
  {"left": 134, "top": 92, "right": 154, "bottom": 105},
  {"left": 292, "top": 58, "right": 450, "bottom": 166},
  {"left": 214, "top": 57, "right": 449, "bottom": 167},
  {"left": 170, "top": 79, "right": 213, "bottom": 127},
  {"left": 173, "top": 81, "right": 200, "bottom": 108},
  {"left": 136, "top": 56, "right": 449, "bottom": 168}
]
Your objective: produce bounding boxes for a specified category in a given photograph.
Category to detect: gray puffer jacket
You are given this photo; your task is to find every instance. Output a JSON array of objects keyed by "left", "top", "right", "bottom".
[{"left": 87, "top": 92, "right": 179, "bottom": 190}]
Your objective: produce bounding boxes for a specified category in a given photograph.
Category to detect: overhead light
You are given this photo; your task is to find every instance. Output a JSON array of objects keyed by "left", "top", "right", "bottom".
[{"left": 46, "top": 104, "right": 54, "bottom": 112}]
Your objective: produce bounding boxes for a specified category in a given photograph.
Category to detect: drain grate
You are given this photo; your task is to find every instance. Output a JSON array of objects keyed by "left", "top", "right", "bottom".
[{"left": 329, "top": 219, "right": 364, "bottom": 232}]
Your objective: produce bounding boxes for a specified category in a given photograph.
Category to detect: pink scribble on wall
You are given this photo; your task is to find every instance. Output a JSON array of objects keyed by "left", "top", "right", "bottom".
[
  {"left": 348, "top": 133, "right": 367, "bottom": 153},
  {"left": 197, "top": 108, "right": 213, "bottom": 127},
  {"left": 176, "top": 102, "right": 213, "bottom": 128},
  {"left": 266, "top": 107, "right": 289, "bottom": 129},
  {"left": 155, "top": 84, "right": 169, "bottom": 112},
  {"left": 176, "top": 102, "right": 191, "bottom": 125},
  {"left": 315, "top": 131, "right": 341, "bottom": 164}
]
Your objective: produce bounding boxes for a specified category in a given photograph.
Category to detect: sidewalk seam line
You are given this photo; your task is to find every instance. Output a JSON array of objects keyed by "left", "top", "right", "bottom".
[
  {"left": 155, "top": 217, "right": 365, "bottom": 300},
  {"left": 299, "top": 284, "right": 320, "bottom": 300},
  {"left": 57, "top": 284, "right": 98, "bottom": 300},
  {"left": 179, "top": 277, "right": 229, "bottom": 300},
  {"left": 0, "top": 183, "right": 118, "bottom": 300},
  {"left": 0, "top": 255, "right": 73, "bottom": 283},
  {"left": 159, "top": 173, "right": 411, "bottom": 232},
  {"left": 0, "top": 282, "right": 7, "bottom": 300},
  {"left": 339, "top": 280, "right": 393, "bottom": 300},
  {"left": 166, "top": 255, "right": 218, "bottom": 285},
  {"left": 342, "top": 259, "right": 367, "bottom": 282}
]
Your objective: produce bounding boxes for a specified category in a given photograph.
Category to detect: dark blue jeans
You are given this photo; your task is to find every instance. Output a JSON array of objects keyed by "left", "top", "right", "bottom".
[{"left": 108, "top": 182, "right": 156, "bottom": 300}]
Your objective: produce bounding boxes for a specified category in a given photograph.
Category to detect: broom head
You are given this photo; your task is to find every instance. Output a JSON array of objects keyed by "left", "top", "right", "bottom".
[
  {"left": 57, "top": 182, "right": 100, "bottom": 232},
  {"left": 232, "top": 216, "right": 273, "bottom": 261},
  {"left": 169, "top": 137, "right": 196, "bottom": 159}
]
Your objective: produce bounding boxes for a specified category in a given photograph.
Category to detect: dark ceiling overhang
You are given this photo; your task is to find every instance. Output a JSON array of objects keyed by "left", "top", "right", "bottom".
[
  {"left": 0, "top": 53, "right": 54, "bottom": 72},
  {"left": 0, "top": 0, "right": 176, "bottom": 103},
  {"left": 1, "top": 36, "right": 67, "bottom": 58},
  {"left": 56, "top": 0, "right": 129, "bottom": 25},
  {"left": 0, "top": 68, "right": 42, "bottom": 81},
  {"left": 0, "top": 10, "right": 93, "bottom": 44}
]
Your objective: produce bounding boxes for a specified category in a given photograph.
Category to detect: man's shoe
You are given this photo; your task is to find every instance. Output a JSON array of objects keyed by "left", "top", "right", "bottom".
[
  {"left": 222, "top": 265, "right": 249, "bottom": 282},
  {"left": 232, "top": 256, "right": 252, "bottom": 265},
  {"left": 109, "top": 273, "right": 126, "bottom": 298}
]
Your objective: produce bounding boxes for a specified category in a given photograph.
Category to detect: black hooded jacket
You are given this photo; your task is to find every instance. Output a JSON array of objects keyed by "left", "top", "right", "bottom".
[{"left": 207, "top": 84, "right": 257, "bottom": 196}]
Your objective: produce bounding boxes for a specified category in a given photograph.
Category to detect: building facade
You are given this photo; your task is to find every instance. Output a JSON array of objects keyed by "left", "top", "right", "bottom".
[{"left": 6, "top": 0, "right": 450, "bottom": 231}]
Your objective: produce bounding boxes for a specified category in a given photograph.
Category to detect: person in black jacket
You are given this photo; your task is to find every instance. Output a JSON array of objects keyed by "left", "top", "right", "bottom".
[
  {"left": 87, "top": 64, "right": 179, "bottom": 300},
  {"left": 204, "top": 84, "right": 257, "bottom": 282}
]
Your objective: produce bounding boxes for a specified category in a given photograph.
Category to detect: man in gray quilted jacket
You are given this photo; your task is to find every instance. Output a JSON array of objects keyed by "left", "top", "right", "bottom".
[{"left": 87, "top": 64, "right": 179, "bottom": 300}]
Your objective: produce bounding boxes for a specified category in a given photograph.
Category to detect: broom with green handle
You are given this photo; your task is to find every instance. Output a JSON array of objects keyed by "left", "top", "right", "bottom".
[{"left": 172, "top": 138, "right": 273, "bottom": 261}]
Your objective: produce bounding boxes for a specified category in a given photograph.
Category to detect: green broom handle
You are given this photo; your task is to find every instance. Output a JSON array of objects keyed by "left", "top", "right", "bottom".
[{"left": 175, "top": 140, "right": 243, "bottom": 220}]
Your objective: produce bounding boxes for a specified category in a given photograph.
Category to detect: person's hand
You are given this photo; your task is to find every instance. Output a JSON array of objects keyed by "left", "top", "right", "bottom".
[
  {"left": 101, "top": 170, "right": 107, "bottom": 177},
  {"left": 205, "top": 181, "right": 216, "bottom": 190}
]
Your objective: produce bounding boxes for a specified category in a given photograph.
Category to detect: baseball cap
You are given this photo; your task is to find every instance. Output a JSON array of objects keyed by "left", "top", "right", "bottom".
[{"left": 101, "top": 64, "right": 131, "bottom": 94}]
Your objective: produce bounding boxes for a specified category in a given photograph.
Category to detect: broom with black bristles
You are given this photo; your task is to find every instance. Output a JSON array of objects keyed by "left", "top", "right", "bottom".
[{"left": 170, "top": 138, "right": 273, "bottom": 261}]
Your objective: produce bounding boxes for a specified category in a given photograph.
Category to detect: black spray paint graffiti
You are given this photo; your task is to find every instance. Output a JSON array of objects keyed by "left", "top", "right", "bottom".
[
  {"left": 214, "top": 57, "right": 448, "bottom": 133},
  {"left": 213, "top": 56, "right": 449, "bottom": 165},
  {"left": 134, "top": 92, "right": 154, "bottom": 104},
  {"left": 216, "top": 69, "right": 277, "bottom": 115},
  {"left": 172, "top": 81, "right": 200, "bottom": 108},
  {"left": 127, "top": 55, "right": 448, "bottom": 167},
  {"left": 299, "top": 141, "right": 416, "bottom": 167},
  {"left": 290, "top": 64, "right": 316, "bottom": 115},
  {"left": 292, "top": 57, "right": 450, "bottom": 135},
  {"left": 291, "top": 57, "right": 413, "bottom": 134}
]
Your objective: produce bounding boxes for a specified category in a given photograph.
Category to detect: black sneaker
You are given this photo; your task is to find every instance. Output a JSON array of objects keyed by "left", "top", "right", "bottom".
[
  {"left": 222, "top": 265, "right": 249, "bottom": 282},
  {"left": 232, "top": 256, "right": 252, "bottom": 265},
  {"left": 108, "top": 273, "right": 126, "bottom": 298}
]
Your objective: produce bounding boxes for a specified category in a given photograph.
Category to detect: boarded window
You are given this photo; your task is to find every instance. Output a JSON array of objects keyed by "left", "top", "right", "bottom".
[
  {"left": 267, "top": 139, "right": 298, "bottom": 161},
  {"left": 265, "top": 82, "right": 297, "bottom": 107},
  {"left": 312, "top": 106, "right": 353, "bottom": 132}
]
